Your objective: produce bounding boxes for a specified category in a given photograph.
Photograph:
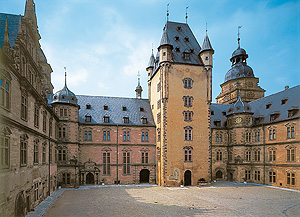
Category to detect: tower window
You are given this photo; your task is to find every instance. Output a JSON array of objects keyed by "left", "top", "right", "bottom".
[{"left": 183, "top": 78, "right": 193, "bottom": 89}]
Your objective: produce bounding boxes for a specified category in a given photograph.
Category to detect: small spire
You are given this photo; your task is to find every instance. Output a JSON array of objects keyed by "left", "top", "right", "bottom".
[
  {"left": 167, "top": 3, "right": 170, "bottom": 22},
  {"left": 137, "top": 71, "right": 141, "bottom": 85},
  {"left": 3, "top": 17, "right": 10, "bottom": 49},
  {"left": 206, "top": 23, "right": 208, "bottom": 35},
  {"left": 135, "top": 71, "right": 143, "bottom": 99},
  {"left": 185, "top": 6, "right": 189, "bottom": 24},
  {"left": 64, "top": 67, "right": 67, "bottom": 86},
  {"left": 18, "top": 15, "right": 22, "bottom": 35},
  {"left": 237, "top": 26, "right": 242, "bottom": 48}
]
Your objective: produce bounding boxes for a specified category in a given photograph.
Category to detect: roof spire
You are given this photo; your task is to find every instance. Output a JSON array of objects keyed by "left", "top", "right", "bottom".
[
  {"left": 237, "top": 26, "right": 242, "bottom": 48},
  {"left": 185, "top": 6, "right": 189, "bottom": 24},
  {"left": 64, "top": 67, "right": 67, "bottom": 87},
  {"left": 135, "top": 71, "right": 143, "bottom": 99},
  {"left": 166, "top": 3, "right": 170, "bottom": 22},
  {"left": 3, "top": 17, "right": 10, "bottom": 49}
]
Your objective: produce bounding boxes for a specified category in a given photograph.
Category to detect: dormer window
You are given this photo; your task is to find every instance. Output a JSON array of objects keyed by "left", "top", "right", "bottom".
[
  {"left": 270, "top": 113, "right": 280, "bottom": 121},
  {"left": 228, "top": 108, "right": 233, "bottom": 113},
  {"left": 222, "top": 111, "right": 226, "bottom": 116},
  {"left": 190, "top": 49, "right": 194, "bottom": 53},
  {"left": 183, "top": 52, "right": 190, "bottom": 60},
  {"left": 141, "top": 117, "right": 148, "bottom": 124},
  {"left": 85, "top": 115, "right": 91, "bottom": 122},
  {"left": 214, "top": 120, "right": 221, "bottom": 127},
  {"left": 54, "top": 96, "right": 57, "bottom": 100},
  {"left": 122, "top": 106, "right": 127, "bottom": 111},
  {"left": 86, "top": 104, "right": 91, "bottom": 109},
  {"left": 123, "top": 117, "right": 129, "bottom": 124},
  {"left": 184, "top": 37, "right": 189, "bottom": 42},
  {"left": 266, "top": 103, "right": 272, "bottom": 109},
  {"left": 211, "top": 111, "right": 214, "bottom": 115},
  {"left": 176, "top": 26, "right": 182, "bottom": 31},
  {"left": 175, "top": 36, "right": 179, "bottom": 41},
  {"left": 288, "top": 108, "right": 298, "bottom": 117},
  {"left": 140, "top": 107, "right": 144, "bottom": 112},
  {"left": 61, "top": 95, "right": 65, "bottom": 99},
  {"left": 175, "top": 47, "right": 180, "bottom": 52},
  {"left": 104, "top": 105, "right": 108, "bottom": 110},
  {"left": 281, "top": 99, "right": 288, "bottom": 105},
  {"left": 103, "top": 116, "right": 110, "bottom": 123}
]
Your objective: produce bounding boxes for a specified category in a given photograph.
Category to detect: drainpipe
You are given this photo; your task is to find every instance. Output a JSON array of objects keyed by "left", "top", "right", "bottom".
[
  {"left": 116, "top": 124, "right": 119, "bottom": 184},
  {"left": 263, "top": 123, "right": 265, "bottom": 185}
]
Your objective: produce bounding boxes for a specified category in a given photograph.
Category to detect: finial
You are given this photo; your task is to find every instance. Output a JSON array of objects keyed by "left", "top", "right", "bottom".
[
  {"left": 137, "top": 71, "right": 141, "bottom": 84},
  {"left": 237, "top": 26, "right": 242, "bottom": 48},
  {"left": 206, "top": 23, "right": 208, "bottom": 35},
  {"left": 64, "top": 67, "right": 67, "bottom": 86},
  {"left": 152, "top": 43, "right": 153, "bottom": 54},
  {"left": 185, "top": 6, "right": 189, "bottom": 24},
  {"left": 167, "top": 3, "right": 170, "bottom": 22}
]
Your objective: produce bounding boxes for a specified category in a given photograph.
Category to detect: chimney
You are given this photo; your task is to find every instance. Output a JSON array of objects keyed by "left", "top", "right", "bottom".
[{"left": 285, "top": 86, "right": 289, "bottom": 90}]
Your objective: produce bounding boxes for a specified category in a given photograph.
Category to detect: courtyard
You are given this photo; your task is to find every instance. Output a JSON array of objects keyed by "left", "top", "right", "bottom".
[{"left": 27, "top": 182, "right": 300, "bottom": 217}]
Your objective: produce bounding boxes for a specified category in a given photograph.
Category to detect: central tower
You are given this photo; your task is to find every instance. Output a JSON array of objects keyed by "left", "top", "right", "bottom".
[{"left": 147, "top": 21, "right": 213, "bottom": 186}]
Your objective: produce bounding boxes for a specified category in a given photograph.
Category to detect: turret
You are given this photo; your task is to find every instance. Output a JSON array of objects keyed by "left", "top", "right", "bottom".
[
  {"left": 158, "top": 24, "right": 173, "bottom": 63},
  {"left": 3, "top": 17, "right": 10, "bottom": 50},
  {"left": 199, "top": 31, "right": 214, "bottom": 68},
  {"left": 135, "top": 72, "right": 143, "bottom": 99}
]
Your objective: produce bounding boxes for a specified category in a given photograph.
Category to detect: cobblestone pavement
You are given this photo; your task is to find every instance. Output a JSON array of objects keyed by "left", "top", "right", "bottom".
[{"left": 31, "top": 182, "right": 300, "bottom": 217}]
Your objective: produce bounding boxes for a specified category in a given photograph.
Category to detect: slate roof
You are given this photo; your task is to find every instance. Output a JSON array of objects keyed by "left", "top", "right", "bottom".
[
  {"left": 160, "top": 21, "right": 204, "bottom": 65},
  {"left": 200, "top": 34, "right": 213, "bottom": 53},
  {"left": 211, "top": 85, "right": 300, "bottom": 128},
  {"left": 76, "top": 95, "right": 155, "bottom": 127},
  {"left": 0, "top": 13, "right": 22, "bottom": 48}
]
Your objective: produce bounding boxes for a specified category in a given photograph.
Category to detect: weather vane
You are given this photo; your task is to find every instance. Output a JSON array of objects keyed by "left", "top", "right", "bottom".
[
  {"left": 167, "top": 3, "right": 170, "bottom": 21},
  {"left": 185, "top": 6, "right": 189, "bottom": 24},
  {"left": 238, "top": 26, "right": 242, "bottom": 48}
]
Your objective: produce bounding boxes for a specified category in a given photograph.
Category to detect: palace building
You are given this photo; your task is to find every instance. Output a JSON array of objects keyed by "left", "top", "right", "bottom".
[{"left": 0, "top": 0, "right": 299, "bottom": 216}]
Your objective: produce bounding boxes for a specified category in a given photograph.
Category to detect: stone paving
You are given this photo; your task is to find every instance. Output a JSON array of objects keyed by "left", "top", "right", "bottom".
[{"left": 27, "top": 182, "right": 300, "bottom": 217}]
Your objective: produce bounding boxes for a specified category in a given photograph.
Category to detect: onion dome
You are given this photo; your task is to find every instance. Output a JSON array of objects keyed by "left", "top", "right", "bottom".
[
  {"left": 227, "top": 93, "right": 252, "bottom": 115},
  {"left": 52, "top": 71, "right": 78, "bottom": 105}
]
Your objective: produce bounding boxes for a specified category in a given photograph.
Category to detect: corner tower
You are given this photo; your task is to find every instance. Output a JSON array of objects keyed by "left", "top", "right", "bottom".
[
  {"left": 147, "top": 21, "right": 212, "bottom": 186},
  {"left": 216, "top": 33, "right": 265, "bottom": 104}
]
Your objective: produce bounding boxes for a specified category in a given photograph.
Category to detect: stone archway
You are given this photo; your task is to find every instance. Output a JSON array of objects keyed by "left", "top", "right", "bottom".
[
  {"left": 216, "top": 170, "right": 223, "bottom": 179},
  {"left": 139, "top": 169, "right": 150, "bottom": 183},
  {"left": 86, "top": 172, "right": 94, "bottom": 185},
  {"left": 184, "top": 170, "right": 192, "bottom": 186},
  {"left": 15, "top": 192, "right": 25, "bottom": 217}
]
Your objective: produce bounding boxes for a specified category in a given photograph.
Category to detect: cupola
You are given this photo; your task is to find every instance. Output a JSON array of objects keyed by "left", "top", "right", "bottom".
[{"left": 52, "top": 69, "right": 78, "bottom": 105}]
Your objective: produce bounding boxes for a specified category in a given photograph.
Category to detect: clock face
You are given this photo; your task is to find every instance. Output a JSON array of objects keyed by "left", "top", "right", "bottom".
[{"left": 235, "top": 117, "right": 242, "bottom": 124}]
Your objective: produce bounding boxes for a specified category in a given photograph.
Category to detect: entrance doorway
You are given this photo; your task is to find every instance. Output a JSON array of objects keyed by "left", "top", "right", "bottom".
[
  {"left": 216, "top": 170, "right": 223, "bottom": 179},
  {"left": 184, "top": 170, "right": 192, "bottom": 186},
  {"left": 229, "top": 172, "right": 233, "bottom": 181},
  {"left": 15, "top": 192, "right": 25, "bottom": 217},
  {"left": 140, "top": 169, "right": 150, "bottom": 183},
  {"left": 86, "top": 173, "right": 94, "bottom": 185}
]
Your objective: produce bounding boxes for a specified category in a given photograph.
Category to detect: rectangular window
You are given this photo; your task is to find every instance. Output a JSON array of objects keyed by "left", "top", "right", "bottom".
[
  {"left": 34, "top": 182, "right": 39, "bottom": 202},
  {"left": 245, "top": 151, "right": 251, "bottom": 162},
  {"left": 254, "top": 171, "right": 260, "bottom": 181},
  {"left": 216, "top": 151, "right": 222, "bottom": 161},
  {"left": 184, "top": 149, "right": 192, "bottom": 162},
  {"left": 49, "top": 146, "right": 52, "bottom": 164},
  {"left": 103, "top": 152, "right": 111, "bottom": 175},
  {"left": 157, "top": 100, "right": 161, "bottom": 109},
  {"left": 123, "top": 117, "right": 129, "bottom": 124},
  {"left": 49, "top": 119, "right": 53, "bottom": 136},
  {"left": 34, "top": 106, "right": 39, "bottom": 128},
  {"left": 142, "top": 132, "right": 145, "bottom": 142},
  {"left": 84, "top": 131, "right": 87, "bottom": 141},
  {"left": 269, "top": 171, "right": 276, "bottom": 183},
  {"left": 43, "top": 111, "right": 47, "bottom": 132},
  {"left": 0, "top": 136, "right": 10, "bottom": 168},
  {"left": 145, "top": 132, "right": 148, "bottom": 142},
  {"left": 185, "top": 129, "right": 192, "bottom": 141},
  {"left": 20, "top": 139, "right": 27, "bottom": 166},
  {"left": 157, "top": 82, "right": 161, "bottom": 92},
  {"left": 287, "top": 149, "right": 295, "bottom": 162},
  {"left": 21, "top": 95, "right": 28, "bottom": 120},
  {"left": 88, "top": 131, "right": 92, "bottom": 141},
  {"left": 42, "top": 145, "right": 46, "bottom": 164},
  {"left": 103, "top": 131, "right": 106, "bottom": 141},
  {"left": 103, "top": 116, "right": 110, "bottom": 123},
  {"left": 269, "top": 150, "right": 276, "bottom": 161},
  {"left": 60, "top": 108, "right": 63, "bottom": 117},
  {"left": 123, "top": 152, "right": 130, "bottom": 175},
  {"left": 245, "top": 170, "right": 251, "bottom": 181},
  {"left": 254, "top": 150, "right": 260, "bottom": 161},
  {"left": 34, "top": 142, "right": 39, "bottom": 164},
  {"left": 0, "top": 78, "right": 10, "bottom": 109},
  {"left": 273, "top": 129, "right": 276, "bottom": 140},
  {"left": 64, "top": 109, "right": 67, "bottom": 117},
  {"left": 157, "top": 112, "right": 161, "bottom": 124},
  {"left": 142, "top": 152, "right": 149, "bottom": 163}
]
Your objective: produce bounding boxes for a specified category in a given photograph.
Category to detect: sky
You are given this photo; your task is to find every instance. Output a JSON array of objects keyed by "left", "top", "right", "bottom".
[{"left": 2, "top": 0, "right": 300, "bottom": 101}]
